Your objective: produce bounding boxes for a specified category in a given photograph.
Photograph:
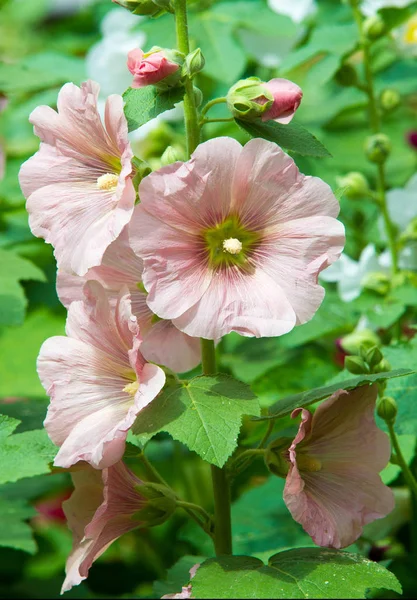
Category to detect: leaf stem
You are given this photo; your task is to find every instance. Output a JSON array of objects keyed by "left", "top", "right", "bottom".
[
  {"left": 200, "top": 117, "right": 235, "bottom": 126},
  {"left": 200, "top": 97, "right": 227, "bottom": 119},
  {"left": 387, "top": 421, "right": 417, "bottom": 498}
]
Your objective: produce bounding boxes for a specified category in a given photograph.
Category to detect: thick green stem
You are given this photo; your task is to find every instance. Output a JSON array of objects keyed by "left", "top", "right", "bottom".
[
  {"left": 201, "top": 338, "right": 216, "bottom": 374},
  {"left": 175, "top": 0, "right": 200, "bottom": 156},
  {"left": 387, "top": 421, "right": 417, "bottom": 498},
  {"left": 350, "top": 1, "right": 398, "bottom": 274}
]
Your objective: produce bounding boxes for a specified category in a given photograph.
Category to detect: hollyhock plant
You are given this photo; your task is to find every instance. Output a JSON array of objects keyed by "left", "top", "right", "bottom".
[
  {"left": 283, "top": 385, "right": 394, "bottom": 549},
  {"left": 130, "top": 136, "right": 345, "bottom": 340},
  {"left": 38, "top": 281, "right": 165, "bottom": 469},
  {"left": 57, "top": 228, "right": 201, "bottom": 373},
  {"left": 19, "top": 80, "right": 135, "bottom": 276},
  {"left": 127, "top": 47, "right": 182, "bottom": 89},
  {"left": 62, "top": 461, "right": 172, "bottom": 593}
]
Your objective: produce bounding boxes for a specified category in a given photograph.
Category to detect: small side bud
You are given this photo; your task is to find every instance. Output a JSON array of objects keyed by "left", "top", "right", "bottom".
[
  {"left": 160, "top": 145, "right": 184, "bottom": 166},
  {"left": 364, "top": 345, "right": 384, "bottom": 369},
  {"left": 345, "top": 355, "right": 370, "bottom": 375},
  {"left": 377, "top": 396, "right": 397, "bottom": 423},
  {"left": 193, "top": 85, "right": 203, "bottom": 107},
  {"left": 335, "top": 64, "right": 359, "bottom": 87},
  {"left": 184, "top": 48, "right": 205, "bottom": 78},
  {"left": 113, "top": 0, "right": 162, "bottom": 16},
  {"left": 362, "top": 271, "right": 391, "bottom": 296},
  {"left": 364, "top": 134, "right": 391, "bottom": 164},
  {"left": 380, "top": 89, "right": 401, "bottom": 112},
  {"left": 336, "top": 171, "right": 370, "bottom": 199},
  {"left": 340, "top": 329, "right": 380, "bottom": 355},
  {"left": 226, "top": 78, "right": 273, "bottom": 121},
  {"left": 373, "top": 358, "right": 391, "bottom": 373},
  {"left": 264, "top": 437, "right": 292, "bottom": 478},
  {"left": 133, "top": 482, "right": 177, "bottom": 526},
  {"left": 127, "top": 47, "right": 184, "bottom": 91},
  {"left": 363, "top": 15, "right": 386, "bottom": 40}
]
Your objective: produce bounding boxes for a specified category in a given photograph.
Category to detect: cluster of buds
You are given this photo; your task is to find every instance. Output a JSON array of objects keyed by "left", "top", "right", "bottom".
[{"left": 344, "top": 339, "right": 390, "bottom": 376}]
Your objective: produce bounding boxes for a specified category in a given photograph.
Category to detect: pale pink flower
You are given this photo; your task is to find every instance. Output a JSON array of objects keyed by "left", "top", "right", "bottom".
[
  {"left": 56, "top": 228, "right": 201, "bottom": 373},
  {"left": 19, "top": 80, "right": 135, "bottom": 276},
  {"left": 127, "top": 48, "right": 181, "bottom": 88},
  {"left": 284, "top": 385, "right": 395, "bottom": 549},
  {"left": 130, "top": 137, "right": 345, "bottom": 339},
  {"left": 261, "top": 78, "right": 303, "bottom": 123},
  {"left": 39, "top": 281, "right": 165, "bottom": 469},
  {"left": 62, "top": 461, "right": 148, "bottom": 593}
]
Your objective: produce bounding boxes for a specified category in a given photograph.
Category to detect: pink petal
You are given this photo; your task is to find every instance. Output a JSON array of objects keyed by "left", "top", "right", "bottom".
[
  {"left": 262, "top": 78, "right": 303, "bottom": 124},
  {"left": 140, "top": 319, "right": 201, "bottom": 373}
]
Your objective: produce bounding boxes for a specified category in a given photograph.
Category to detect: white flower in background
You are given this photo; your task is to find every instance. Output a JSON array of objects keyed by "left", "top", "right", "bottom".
[
  {"left": 47, "top": 0, "right": 95, "bottom": 16},
  {"left": 320, "top": 245, "right": 390, "bottom": 302},
  {"left": 268, "top": 0, "right": 317, "bottom": 23},
  {"left": 379, "top": 173, "right": 417, "bottom": 238},
  {"left": 393, "top": 12, "right": 417, "bottom": 57},
  {"left": 361, "top": 0, "right": 414, "bottom": 17}
]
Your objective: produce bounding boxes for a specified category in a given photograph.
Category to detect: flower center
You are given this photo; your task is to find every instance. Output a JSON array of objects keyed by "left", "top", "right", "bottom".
[
  {"left": 404, "top": 18, "right": 417, "bottom": 44},
  {"left": 123, "top": 380, "right": 139, "bottom": 396},
  {"left": 97, "top": 173, "right": 119, "bottom": 191},
  {"left": 296, "top": 454, "right": 322, "bottom": 472},
  {"left": 203, "top": 215, "right": 261, "bottom": 270}
]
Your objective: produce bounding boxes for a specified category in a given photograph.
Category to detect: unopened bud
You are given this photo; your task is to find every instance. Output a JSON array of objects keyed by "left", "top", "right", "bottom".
[
  {"left": 340, "top": 329, "right": 380, "bottom": 355},
  {"left": 127, "top": 47, "right": 184, "bottom": 91},
  {"left": 345, "top": 355, "right": 370, "bottom": 375},
  {"left": 362, "top": 271, "right": 391, "bottom": 295},
  {"left": 365, "top": 134, "right": 391, "bottom": 164},
  {"left": 377, "top": 396, "right": 397, "bottom": 423},
  {"left": 380, "top": 89, "right": 401, "bottom": 112},
  {"left": 373, "top": 358, "right": 391, "bottom": 373},
  {"left": 363, "top": 345, "right": 384, "bottom": 369},
  {"left": 336, "top": 171, "right": 370, "bottom": 199},
  {"left": 335, "top": 64, "right": 358, "bottom": 87},
  {"left": 113, "top": 0, "right": 163, "bottom": 16},
  {"left": 184, "top": 48, "right": 205, "bottom": 78},
  {"left": 193, "top": 85, "right": 203, "bottom": 107},
  {"left": 226, "top": 78, "right": 273, "bottom": 121},
  {"left": 264, "top": 437, "right": 292, "bottom": 478},
  {"left": 160, "top": 145, "right": 182, "bottom": 166},
  {"left": 363, "top": 15, "right": 386, "bottom": 40}
]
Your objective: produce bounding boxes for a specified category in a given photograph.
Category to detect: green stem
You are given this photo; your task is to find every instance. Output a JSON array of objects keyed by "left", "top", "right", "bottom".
[
  {"left": 229, "top": 448, "right": 266, "bottom": 479},
  {"left": 201, "top": 338, "right": 216, "bottom": 374},
  {"left": 387, "top": 421, "right": 417, "bottom": 498},
  {"left": 350, "top": 1, "right": 398, "bottom": 275},
  {"left": 175, "top": 0, "right": 200, "bottom": 156},
  {"left": 139, "top": 452, "right": 169, "bottom": 487},
  {"left": 200, "top": 97, "right": 227, "bottom": 119},
  {"left": 176, "top": 500, "right": 213, "bottom": 524},
  {"left": 200, "top": 117, "right": 235, "bottom": 126}
]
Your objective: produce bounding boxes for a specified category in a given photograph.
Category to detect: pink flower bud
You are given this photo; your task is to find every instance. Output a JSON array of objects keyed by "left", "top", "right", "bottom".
[
  {"left": 261, "top": 78, "right": 303, "bottom": 124},
  {"left": 127, "top": 48, "right": 181, "bottom": 89}
]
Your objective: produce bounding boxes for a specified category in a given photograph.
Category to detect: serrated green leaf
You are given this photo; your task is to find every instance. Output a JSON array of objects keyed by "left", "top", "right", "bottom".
[
  {"left": 236, "top": 119, "right": 331, "bottom": 158},
  {"left": 153, "top": 555, "right": 204, "bottom": 598},
  {"left": 382, "top": 341, "right": 417, "bottom": 435},
  {"left": 0, "top": 249, "right": 46, "bottom": 326},
  {"left": 191, "top": 549, "right": 401, "bottom": 599},
  {"left": 123, "top": 86, "right": 184, "bottom": 132},
  {"left": 258, "top": 369, "right": 413, "bottom": 421},
  {"left": 0, "top": 414, "right": 56, "bottom": 484},
  {"left": 132, "top": 374, "right": 259, "bottom": 467},
  {"left": 0, "top": 497, "right": 37, "bottom": 555}
]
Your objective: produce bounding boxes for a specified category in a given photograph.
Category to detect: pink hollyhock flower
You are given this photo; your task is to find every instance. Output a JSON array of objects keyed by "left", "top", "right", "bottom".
[
  {"left": 62, "top": 462, "right": 150, "bottom": 592},
  {"left": 130, "top": 137, "right": 345, "bottom": 340},
  {"left": 39, "top": 280, "right": 165, "bottom": 469},
  {"left": 19, "top": 80, "right": 135, "bottom": 276},
  {"left": 261, "top": 78, "right": 303, "bottom": 123},
  {"left": 56, "top": 228, "right": 201, "bottom": 373},
  {"left": 283, "top": 385, "right": 395, "bottom": 549},
  {"left": 127, "top": 48, "right": 181, "bottom": 89}
]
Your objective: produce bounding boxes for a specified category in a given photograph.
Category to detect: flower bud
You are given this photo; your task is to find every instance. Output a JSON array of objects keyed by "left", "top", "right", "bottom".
[
  {"left": 127, "top": 47, "right": 184, "bottom": 90},
  {"left": 113, "top": 0, "right": 163, "bottom": 15},
  {"left": 373, "top": 358, "right": 391, "bottom": 374},
  {"left": 377, "top": 396, "right": 397, "bottom": 423},
  {"left": 335, "top": 64, "right": 358, "bottom": 87},
  {"left": 193, "top": 85, "right": 203, "bottom": 107},
  {"left": 340, "top": 329, "right": 380, "bottom": 355},
  {"left": 133, "top": 482, "right": 177, "bottom": 526},
  {"left": 380, "top": 89, "right": 401, "bottom": 112},
  {"left": 362, "top": 271, "right": 391, "bottom": 295},
  {"left": 363, "top": 345, "right": 384, "bottom": 369},
  {"left": 345, "top": 355, "right": 370, "bottom": 375},
  {"left": 264, "top": 437, "right": 292, "bottom": 478},
  {"left": 336, "top": 171, "right": 370, "bottom": 199},
  {"left": 260, "top": 78, "right": 303, "bottom": 124},
  {"left": 364, "top": 134, "right": 391, "bottom": 164},
  {"left": 184, "top": 48, "right": 205, "bottom": 78},
  {"left": 160, "top": 145, "right": 183, "bottom": 166},
  {"left": 363, "top": 15, "right": 386, "bottom": 40}
]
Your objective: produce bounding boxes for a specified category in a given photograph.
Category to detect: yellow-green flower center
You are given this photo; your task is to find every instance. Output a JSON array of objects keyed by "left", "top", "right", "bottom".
[
  {"left": 404, "top": 17, "right": 417, "bottom": 44},
  {"left": 97, "top": 173, "right": 119, "bottom": 191},
  {"left": 296, "top": 453, "right": 322, "bottom": 472},
  {"left": 123, "top": 380, "right": 139, "bottom": 396},
  {"left": 203, "top": 215, "right": 261, "bottom": 269}
]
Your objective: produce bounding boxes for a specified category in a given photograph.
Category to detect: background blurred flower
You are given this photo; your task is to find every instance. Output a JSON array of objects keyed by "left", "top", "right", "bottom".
[
  {"left": 362, "top": 0, "right": 414, "bottom": 17},
  {"left": 267, "top": 0, "right": 316, "bottom": 23}
]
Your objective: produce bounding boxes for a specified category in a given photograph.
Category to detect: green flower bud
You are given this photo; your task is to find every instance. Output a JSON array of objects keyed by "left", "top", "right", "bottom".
[
  {"left": 226, "top": 78, "right": 273, "bottom": 121},
  {"left": 363, "top": 345, "right": 384, "bottom": 369},
  {"left": 336, "top": 171, "right": 370, "bottom": 199},
  {"left": 133, "top": 482, "right": 177, "bottom": 526},
  {"left": 380, "top": 89, "right": 401, "bottom": 112},
  {"left": 363, "top": 15, "right": 386, "bottom": 40},
  {"left": 373, "top": 358, "right": 391, "bottom": 373},
  {"left": 184, "top": 48, "right": 205, "bottom": 78},
  {"left": 264, "top": 437, "right": 292, "bottom": 478},
  {"left": 340, "top": 329, "right": 380, "bottom": 355},
  {"left": 364, "top": 134, "right": 391, "bottom": 164},
  {"left": 345, "top": 355, "right": 370, "bottom": 375},
  {"left": 193, "top": 85, "right": 203, "bottom": 107},
  {"left": 335, "top": 64, "right": 359, "bottom": 87},
  {"left": 113, "top": 0, "right": 164, "bottom": 16},
  {"left": 377, "top": 396, "right": 397, "bottom": 423},
  {"left": 362, "top": 271, "right": 391, "bottom": 296},
  {"left": 160, "top": 145, "right": 182, "bottom": 166}
]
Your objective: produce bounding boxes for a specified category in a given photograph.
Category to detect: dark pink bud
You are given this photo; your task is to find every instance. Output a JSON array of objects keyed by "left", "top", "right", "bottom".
[
  {"left": 261, "top": 78, "right": 303, "bottom": 124},
  {"left": 127, "top": 48, "right": 182, "bottom": 89}
]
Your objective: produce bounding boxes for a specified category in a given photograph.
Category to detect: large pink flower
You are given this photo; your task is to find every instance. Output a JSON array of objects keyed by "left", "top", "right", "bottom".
[
  {"left": 39, "top": 281, "right": 165, "bottom": 469},
  {"left": 129, "top": 137, "right": 345, "bottom": 339},
  {"left": 283, "top": 385, "right": 395, "bottom": 549},
  {"left": 62, "top": 462, "right": 148, "bottom": 593},
  {"left": 56, "top": 228, "right": 201, "bottom": 373},
  {"left": 19, "top": 80, "right": 135, "bottom": 276}
]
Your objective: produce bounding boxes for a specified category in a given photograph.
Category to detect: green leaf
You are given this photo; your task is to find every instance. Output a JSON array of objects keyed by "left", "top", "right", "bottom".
[
  {"left": 381, "top": 434, "right": 416, "bottom": 484},
  {"left": 0, "top": 414, "right": 56, "bottom": 484},
  {"left": 153, "top": 555, "right": 204, "bottom": 598},
  {"left": 0, "top": 249, "right": 46, "bottom": 326},
  {"left": 379, "top": 2, "right": 417, "bottom": 32},
  {"left": 258, "top": 369, "right": 413, "bottom": 421},
  {"left": 382, "top": 341, "right": 417, "bottom": 435},
  {"left": 123, "top": 86, "right": 184, "bottom": 132},
  {"left": 191, "top": 549, "right": 401, "bottom": 599},
  {"left": 236, "top": 119, "right": 331, "bottom": 158},
  {"left": 132, "top": 374, "right": 260, "bottom": 467},
  {"left": 0, "top": 497, "right": 37, "bottom": 555}
]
